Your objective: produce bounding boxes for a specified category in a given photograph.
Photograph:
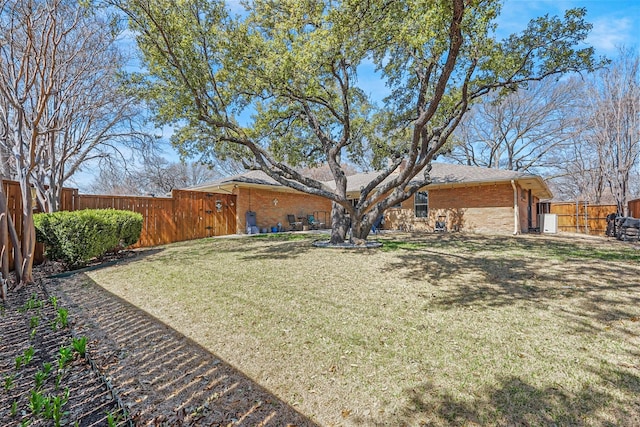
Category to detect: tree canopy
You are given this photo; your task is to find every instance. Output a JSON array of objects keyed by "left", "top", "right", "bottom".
[{"left": 117, "top": 0, "right": 603, "bottom": 242}]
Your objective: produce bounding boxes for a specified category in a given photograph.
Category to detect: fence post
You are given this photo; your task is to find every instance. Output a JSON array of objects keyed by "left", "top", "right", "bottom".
[{"left": 584, "top": 200, "right": 588, "bottom": 234}]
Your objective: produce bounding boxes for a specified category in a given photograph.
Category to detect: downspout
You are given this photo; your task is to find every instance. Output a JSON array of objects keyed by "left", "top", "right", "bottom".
[{"left": 511, "top": 180, "right": 519, "bottom": 235}]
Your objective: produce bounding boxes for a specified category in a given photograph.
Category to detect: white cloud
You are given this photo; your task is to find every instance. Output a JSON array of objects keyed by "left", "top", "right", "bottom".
[{"left": 587, "top": 17, "right": 635, "bottom": 53}]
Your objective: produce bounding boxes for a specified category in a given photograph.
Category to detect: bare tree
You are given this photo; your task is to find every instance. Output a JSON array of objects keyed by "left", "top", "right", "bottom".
[
  {"left": 0, "top": 0, "right": 149, "bottom": 289},
  {"left": 550, "top": 136, "right": 610, "bottom": 203},
  {"left": 137, "top": 155, "right": 220, "bottom": 194},
  {"left": 587, "top": 48, "right": 640, "bottom": 215},
  {"left": 90, "top": 155, "right": 221, "bottom": 195},
  {"left": 28, "top": 7, "right": 150, "bottom": 212},
  {"left": 550, "top": 49, "right": 640, "bottom": 209},
  {"left": 446, "top": 78, "right": 582, "bottom": 173},
  {"left": 0, "top": 0, "right": 70, "bottom": 286}
]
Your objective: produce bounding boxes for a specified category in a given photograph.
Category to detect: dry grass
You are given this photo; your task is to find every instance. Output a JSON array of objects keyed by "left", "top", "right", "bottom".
[{"left": 85, "top": 232, "right": 640, "bottom": 426}]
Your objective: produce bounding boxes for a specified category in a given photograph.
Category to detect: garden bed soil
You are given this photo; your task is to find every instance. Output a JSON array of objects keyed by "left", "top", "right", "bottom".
[{"left": 0, "top": 280, "right": 126, "bottom": 426}]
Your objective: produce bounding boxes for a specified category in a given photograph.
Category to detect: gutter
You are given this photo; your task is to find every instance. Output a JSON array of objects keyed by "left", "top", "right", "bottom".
[{"left": 511, "top": 180, "right": 519, "bottom": 235}]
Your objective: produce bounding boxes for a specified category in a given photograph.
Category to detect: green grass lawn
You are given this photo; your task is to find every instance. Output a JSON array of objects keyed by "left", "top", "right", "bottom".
[{"left": 86, "top": 233, "right": 640, "bottom": 426}]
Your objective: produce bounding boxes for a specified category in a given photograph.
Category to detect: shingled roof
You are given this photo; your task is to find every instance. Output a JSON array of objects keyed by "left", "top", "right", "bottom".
[{"left": 187, "top": 162, "right": 552, "bottom": 199}]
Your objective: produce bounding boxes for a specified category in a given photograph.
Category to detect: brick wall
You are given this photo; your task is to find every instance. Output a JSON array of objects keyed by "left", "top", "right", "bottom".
[
  {"left": 233, "top": 182, "right": 538, "bottom": 235},
  {"left": 384, "top": 183, "right": 527, "bottom": 234},
  {"left": 234, "top": 186, "right": 332, "bottom": 233}
]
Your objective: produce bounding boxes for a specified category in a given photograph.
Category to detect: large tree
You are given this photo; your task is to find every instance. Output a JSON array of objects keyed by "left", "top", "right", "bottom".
[
  {"left": 586, "top": 48, "right": 639, "bottom": 215},
  {"left": 117, "top": 0, "right": 601, "bottom": 243},
  {"left": 550, "top": 48, "right": 640, "bottom": 208}
]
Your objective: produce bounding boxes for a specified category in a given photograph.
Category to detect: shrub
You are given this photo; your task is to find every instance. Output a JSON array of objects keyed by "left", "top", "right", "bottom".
[
  {"left": 34, "top": 209, "right": 143, "bottom": 267},
  {"left": 94, "top": 209, "right": 143, "bottom": 247}
]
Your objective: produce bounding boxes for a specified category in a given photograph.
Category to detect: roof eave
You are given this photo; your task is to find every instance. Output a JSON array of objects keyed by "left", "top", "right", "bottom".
[{"left": 420, "top": 175, "right": 553, "bottom": 199}]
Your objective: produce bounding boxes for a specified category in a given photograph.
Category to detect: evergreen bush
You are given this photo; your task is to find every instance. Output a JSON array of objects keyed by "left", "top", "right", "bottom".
[{"left": 34, "top": 209, "right": 143, "bottom": 267}]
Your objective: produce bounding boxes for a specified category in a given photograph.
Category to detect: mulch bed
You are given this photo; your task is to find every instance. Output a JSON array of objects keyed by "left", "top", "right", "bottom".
[
  {"left": 0, "top": 280, "right": 127, "bottom": 426},
  {"left": 1, "top": 255, "right": 318, "bottom": 426}
]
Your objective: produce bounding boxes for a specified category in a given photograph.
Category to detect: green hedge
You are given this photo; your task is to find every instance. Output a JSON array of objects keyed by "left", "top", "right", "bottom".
[{"left": 34, "top": 209, "right": 143, "bottom": 267}]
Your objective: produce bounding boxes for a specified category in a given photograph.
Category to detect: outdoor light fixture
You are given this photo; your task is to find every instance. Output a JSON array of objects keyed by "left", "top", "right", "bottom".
[
  {"left": 215, "top": 200, "right": 223, "bottom": 211},
  {"left": 273, "top": 198, "right": 278, "bottom": 206}
]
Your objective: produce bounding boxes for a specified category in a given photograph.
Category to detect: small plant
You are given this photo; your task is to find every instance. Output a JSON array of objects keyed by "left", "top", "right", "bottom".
[
  {"left": 20, "top": 293, "right": 43, "bottom": 312},
  {"left": 51, "top": 308, "right": 69, "bottom": 330},
  {"left": 30, "top": 315, "right": 40, "bottom": 339},
  {"left": 4, "top": 374, "right": 14, "bottom": 391},
  {"left": 42, "top": 362, "right": 53, "bottom": 376},
  {"left": 29, "top": 389, "right": 46, "bottom": 415},
  {"left": 44, "top": 388, "right": 70, "bottom": 427},
  {"left": 106, "top": 410, "right": 123, "bottom": 427},
  {"left": 49, "top": 295, "right": 58, "bottom": 310},
  {"left": 14, "top": 347, "right": 33, "bottom": 369},
  {"left": 55, "top": 373, "right": 63, "bottom": 390},
  {"left": 23, "top": 346, "right": 35, "bottom": 365},
  {"left": 71, "top": 336, "right": 88, "bottom": 357},
  {"left": 10, "top": 399, "right": 18, "bottom": 416},
  {"left": 57, "top": 346, "right": 73, "bottom": 371},
  {"left": 34, "top": 369, "right": 48, "bottom": 390}
]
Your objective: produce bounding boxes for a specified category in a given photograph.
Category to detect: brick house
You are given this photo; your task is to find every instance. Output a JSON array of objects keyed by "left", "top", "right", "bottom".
[{"left": 188, "top": 163, "right": 552, "bottom": 234}]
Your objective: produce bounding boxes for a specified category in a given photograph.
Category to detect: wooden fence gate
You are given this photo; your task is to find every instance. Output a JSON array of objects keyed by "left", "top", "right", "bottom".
[{"left": 77, "top": 191, "right": 237, "bottom": 248}]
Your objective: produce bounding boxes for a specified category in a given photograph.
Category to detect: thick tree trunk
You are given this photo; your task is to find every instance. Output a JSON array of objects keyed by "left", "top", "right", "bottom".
[
  {"left": 15, "top": 178, "right": 35, "bottom": 288},
  {"left": 329, "top": 202, "right": 348, "bottom": 244},
  {"left": 350, "top": 215, "right": 373, "bottom": 242}
]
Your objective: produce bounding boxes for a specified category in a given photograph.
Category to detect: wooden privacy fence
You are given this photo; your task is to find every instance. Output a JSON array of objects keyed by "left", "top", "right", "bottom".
[
  {"left": 77, "top": 190, "right": 237, "bottom": 248},
  {"left": 629, "top": 199, "right": 640, "bottom": 218},
  {"left": 550, "top": 202, "right": 617, "bottom": 235},
  {"left": 1, "top": 180, "right": 237, "bottom": 264},
  {"left": 2, "top": 180, "right": 78, "bottom": 265}
]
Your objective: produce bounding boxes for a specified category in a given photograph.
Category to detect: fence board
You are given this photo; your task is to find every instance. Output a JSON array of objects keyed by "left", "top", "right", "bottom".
[
  {"left": 550, "top": 202, "right": 617, "bottom": 235},
  {"left": 76, "top": 191, "right": 236, "bottom": 248},
  {"left": 2, "top": 181, "right": 78, "bottom": 265},
  {"left": 629, "top": 199, "right": 640, "bottom": 218}
]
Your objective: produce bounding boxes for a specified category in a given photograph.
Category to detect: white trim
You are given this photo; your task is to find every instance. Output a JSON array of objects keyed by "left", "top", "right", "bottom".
[{"left": 511, "top": 180, "right": 519, "bottom": 235}]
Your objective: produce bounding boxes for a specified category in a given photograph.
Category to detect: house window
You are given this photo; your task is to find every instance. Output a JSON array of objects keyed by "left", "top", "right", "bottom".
[{"left": 414, "top": 191, "right": 429, "bottom": 218}]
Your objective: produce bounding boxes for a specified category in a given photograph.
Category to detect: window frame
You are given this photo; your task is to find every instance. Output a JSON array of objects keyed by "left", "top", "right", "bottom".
[{"left": 414, "top": 191, "right": 429, "bottom": 218}]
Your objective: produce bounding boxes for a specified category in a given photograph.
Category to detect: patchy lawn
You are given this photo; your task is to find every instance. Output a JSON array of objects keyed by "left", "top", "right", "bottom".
[{"left": 85, "top": 233, "right": 640, "bottom": 426}]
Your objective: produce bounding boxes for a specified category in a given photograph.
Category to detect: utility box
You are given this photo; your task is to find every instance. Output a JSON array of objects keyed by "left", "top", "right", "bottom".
[{"left": 539, "top": 213, "right": 558, "bottom": 233}]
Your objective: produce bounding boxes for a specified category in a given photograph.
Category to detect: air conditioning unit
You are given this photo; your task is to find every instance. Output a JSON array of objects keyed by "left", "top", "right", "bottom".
[{"left": 538, "top": 213, "right": 558, "bottom": 233}]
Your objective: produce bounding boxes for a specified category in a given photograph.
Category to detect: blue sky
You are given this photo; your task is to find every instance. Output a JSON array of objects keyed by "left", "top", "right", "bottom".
[
  {"left": 71, "top": 0, "right": 640, "bottom": 190},
  {"left": 498, "top": 0, "right": 639, "bottom": 55}
]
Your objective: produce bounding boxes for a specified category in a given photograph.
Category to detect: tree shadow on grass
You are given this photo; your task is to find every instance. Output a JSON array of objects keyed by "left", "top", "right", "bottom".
[
  {"left": 379, "top": 234, "right": 640, "bottom": 336},
  {"left": 148, "top": 234, "right": 319, "bottom": 263},
  {"left": 47, "top": 273, "right": 318, "bottom": 426},
  {"left": 355, "top": 370, "right": 640, "bottom": 426}
]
